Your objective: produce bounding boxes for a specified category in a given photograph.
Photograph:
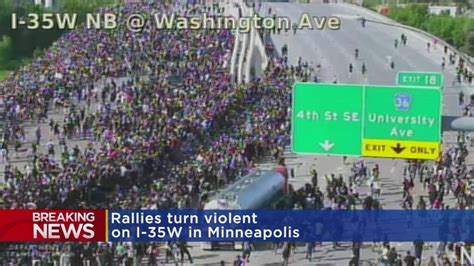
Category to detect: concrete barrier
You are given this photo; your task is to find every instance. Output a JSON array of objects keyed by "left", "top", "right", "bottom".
[
  {"left": 222, "top": 0, "right": 242, "bottom": 83},
  {"left": 254, "top": 30, "right": 269, "bottom": 71},
  {"left": 240, "top": 1, "right": 269, "bottom": 83},
  {"left": 230, "top": 32, "right": 241, "bottom": 83},
  {"left": 245, "top": 28, "right": 256, "bottom": 83},
  {"left": 223, "top": 0, "right": 270, "bottom": 84},
  {"left": 238, "top": 31, "right": 248, "bottom": 84},
  {"left": 235, "top": 0, "right": 251, "bottom": 84}
]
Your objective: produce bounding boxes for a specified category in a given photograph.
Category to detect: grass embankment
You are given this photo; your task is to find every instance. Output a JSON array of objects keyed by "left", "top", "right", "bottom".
[{"left": 0, "top": 70, "right": 10, "bottom": 81}]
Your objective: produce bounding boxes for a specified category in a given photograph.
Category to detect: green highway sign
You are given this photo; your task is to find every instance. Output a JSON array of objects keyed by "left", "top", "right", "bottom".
[
  {"left": 292, "top": 83, "right": 443, "bottom": 160},
  {"left": 291, "top": 84, "right": 363, "bottom": 156},
  {"left": 397, "top": 72, "right": 444, "bottom": 88},
  {"left": 364, "top": 86, "right": 442, "bottom": 142}
]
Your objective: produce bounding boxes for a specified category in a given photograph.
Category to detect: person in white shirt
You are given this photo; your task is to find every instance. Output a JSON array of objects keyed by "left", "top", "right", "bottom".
[{"left": 59, "top": 246, "right": 71, "bottom": 266}]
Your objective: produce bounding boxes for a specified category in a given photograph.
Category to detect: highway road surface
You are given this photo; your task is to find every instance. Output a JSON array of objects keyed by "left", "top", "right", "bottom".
[
  {"left": 230, "top": 2, "right": 470, "bottom": 265},
  {"left": 150, "top": 2, "right": 472, "bottom": 265}
]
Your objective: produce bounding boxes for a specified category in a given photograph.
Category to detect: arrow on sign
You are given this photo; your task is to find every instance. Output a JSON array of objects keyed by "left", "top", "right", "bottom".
[
  {"left": 391, "top": 143, "right": 406, "bottom": 154},
  {"left": 320, "top": 140, "right": 335, "bottom": 151}
]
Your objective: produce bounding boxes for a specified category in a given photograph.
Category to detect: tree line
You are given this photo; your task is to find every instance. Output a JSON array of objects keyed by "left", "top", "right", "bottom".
[
  {"left": 386, "top": 4, "right": 474, "bottom": 56},
  {"left": 0, "top": 0, "right": 117, "bottom": 72}
]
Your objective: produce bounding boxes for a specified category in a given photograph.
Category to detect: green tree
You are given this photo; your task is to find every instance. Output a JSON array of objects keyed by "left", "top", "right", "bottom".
[
  {"left": 0, "top": 36, "right": 12, "bottom": 63},
  {"left": 0, "top": 0, "right": 14, "bottom": 37},
  {"left": 0, "top": 0, "right": 115, "bottom": 71},
  {"left": 60, "top": 0, "right": 118, "bottom": 21},
  {"left": 388, "top": 5, "right": 428, "bottom": 28},
  {"left": 61, "top": 0, "right": 98, "bottom": 22},
  {"left": 388, "top": 5, "right": 474, "bottom": 56}
]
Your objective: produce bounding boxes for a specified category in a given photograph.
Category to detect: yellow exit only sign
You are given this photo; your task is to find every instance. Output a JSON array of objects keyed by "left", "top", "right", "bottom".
[{"left": 362, "top": 139, "right": 441, "bottom": 160}]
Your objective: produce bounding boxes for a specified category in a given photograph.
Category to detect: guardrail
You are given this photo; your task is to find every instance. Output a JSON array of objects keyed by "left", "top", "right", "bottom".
[
  {"left": 340, "top": 2, "right": 473, "bottom": 71},
  {"left": 367, "top": 18, "right": 473, "bottom": 71}
]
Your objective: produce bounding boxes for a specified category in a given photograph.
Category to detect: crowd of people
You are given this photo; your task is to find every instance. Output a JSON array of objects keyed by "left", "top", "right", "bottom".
[
  {"left": 0, "top": 0, "right": 297, "bottom": 264},
  {"left": 1, "top": 1, "right": 239, "bottom": 211}
]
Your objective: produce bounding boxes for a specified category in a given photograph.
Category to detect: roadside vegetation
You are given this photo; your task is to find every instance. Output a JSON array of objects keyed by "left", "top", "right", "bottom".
[
  {"left": 386, "top": 5, "right": 474, "bottom": 56},
  {"left": 0, "top": 70, "right": 10, "bottom": 81},
  {"left": 359, "top": 1, "right": 474, "bottom": 56},
  {"left": 0, "top": 0, "right": 117, "bottom": 75}
]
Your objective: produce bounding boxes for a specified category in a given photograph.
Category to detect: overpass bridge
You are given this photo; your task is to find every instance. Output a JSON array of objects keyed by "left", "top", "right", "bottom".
[{"left": 224, "top": 0, "right": 269, "bottom": 84}]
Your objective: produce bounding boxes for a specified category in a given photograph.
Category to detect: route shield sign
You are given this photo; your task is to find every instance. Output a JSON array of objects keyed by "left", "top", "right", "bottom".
[
  {"left": 397, "top": 72, "right": 443, "bottom": 88},
  {"left": 362, "top": 86, "right": 442, "bottom": 160},
  {"left": 292, "top": 83, "right": 363, "bottom": 156},
  {"left": 363, "top": 86, "right": 441, "bottom": 142},
  {"left": 292, "top": 83, "right": 442, "bottom": 160}
]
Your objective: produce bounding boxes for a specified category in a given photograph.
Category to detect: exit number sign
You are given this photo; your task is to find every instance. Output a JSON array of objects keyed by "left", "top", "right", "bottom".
[{"left": 397, "top": 72, "right": 443, "bottom": 88}]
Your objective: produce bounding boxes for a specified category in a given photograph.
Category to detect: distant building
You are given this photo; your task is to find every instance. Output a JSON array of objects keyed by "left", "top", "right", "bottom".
[
  {"left": 34, "top": 0, "right": 56, "bottom": 8},
  {"left": 467, "top": 0, "right": 474, "bottom": 17},
  {"left": 428, "top": 6, "right": 459, "bottom": 17},
  {"left": 14, "top": 0, "right": 57, "bottom": 8}
]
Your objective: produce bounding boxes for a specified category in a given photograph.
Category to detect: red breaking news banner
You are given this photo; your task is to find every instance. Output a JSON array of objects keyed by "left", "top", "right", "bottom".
[{"left": 0, "top": 210, "right": 107, "bottom": 242}]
